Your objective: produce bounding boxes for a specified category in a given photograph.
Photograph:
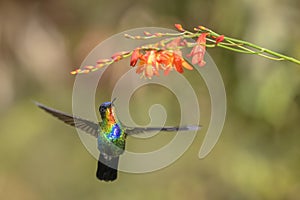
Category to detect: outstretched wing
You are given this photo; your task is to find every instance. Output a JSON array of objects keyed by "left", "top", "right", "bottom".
[
  {"left": 35, "top": 102, "right": 99, "bottom": 137},
  {"left": 124, "top": 125, "right": 201, "bottom": 135}
]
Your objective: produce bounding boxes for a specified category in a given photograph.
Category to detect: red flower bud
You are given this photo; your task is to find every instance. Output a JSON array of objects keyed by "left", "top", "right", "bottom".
[
  {"left": 174, "top": 24, "right": 185, "bottom": 32},
  {"left": 143, "top": 31, "right": 152, "bottom": 36},
  {"left": 130, "top": 49, "right": 141, "bottom": 67},
  {"left": 215, "top": 35, "right": 224, "bottom": 45}
]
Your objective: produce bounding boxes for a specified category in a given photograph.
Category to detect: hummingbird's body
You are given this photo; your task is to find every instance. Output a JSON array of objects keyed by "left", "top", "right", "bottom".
[
  {"left": 36, "top": 100, "right": 200, "bottom": 182},
  {"left": 98, "top": 102, "right": 126, "bottom": 156},
  {"left": 96, "top": 102, "right": 126, "bottom": 181}
]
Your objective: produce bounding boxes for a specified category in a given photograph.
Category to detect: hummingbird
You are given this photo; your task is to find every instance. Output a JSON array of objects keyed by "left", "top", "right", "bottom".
[{"left": 35, "top": 100, "right": 200, "bottom": 182}]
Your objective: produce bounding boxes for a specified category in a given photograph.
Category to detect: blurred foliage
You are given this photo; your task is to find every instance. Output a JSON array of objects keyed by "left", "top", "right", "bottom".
[{"left": 1, "top": 0, "right": 300, "bottom": 199}]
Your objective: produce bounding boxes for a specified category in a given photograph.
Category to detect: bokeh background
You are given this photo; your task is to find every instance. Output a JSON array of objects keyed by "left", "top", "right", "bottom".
[{"left": 1, "top": 0, "right": 300, "bottom": 199}]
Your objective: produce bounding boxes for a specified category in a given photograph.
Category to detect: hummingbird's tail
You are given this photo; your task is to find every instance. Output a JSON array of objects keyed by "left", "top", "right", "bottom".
[{"left": 96, "top": 154, "right": 119, "bottom": 181}]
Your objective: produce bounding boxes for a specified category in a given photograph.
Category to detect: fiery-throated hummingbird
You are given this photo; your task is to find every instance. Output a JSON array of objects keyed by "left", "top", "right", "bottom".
[{"left": 35, "top": 100, "right": 200, "bottom": 182}]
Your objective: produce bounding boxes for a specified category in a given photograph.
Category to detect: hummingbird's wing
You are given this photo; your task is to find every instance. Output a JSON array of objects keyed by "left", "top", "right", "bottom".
[
  {"left": 35, "top": 102, "right": 99, "bottom": 137},
  {"left": 124, "top": 125, "right": 201, "bottom": 135}
]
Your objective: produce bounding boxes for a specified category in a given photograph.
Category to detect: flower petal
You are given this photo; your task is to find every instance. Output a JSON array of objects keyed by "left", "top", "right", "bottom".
[
  {"left": 130, "top": 49, "right": 140, "bottom": 67},
  {"left": 186, "top": 33, "right": 208, "bottom": 67},
  {"left": 173, "top": 54, "right": 184, "bottom": 73},
  {"left": 182, "top": 61, "right": 193, "bottom": 70}
]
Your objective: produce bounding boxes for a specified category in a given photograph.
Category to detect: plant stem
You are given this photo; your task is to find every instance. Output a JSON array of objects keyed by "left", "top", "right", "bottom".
[{"left": 205, "top": 29, "right": 300, "bottom": 65}]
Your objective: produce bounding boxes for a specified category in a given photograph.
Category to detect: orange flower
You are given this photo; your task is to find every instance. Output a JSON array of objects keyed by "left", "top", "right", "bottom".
[
  {"left": 135, "top": 50, "right": 160, "bottom": 78},
  {"left": 157, "top": 50, "right": 192, "bottom": 75},
  {"left": 130, "top": 49, "right": 141, "bottom": 67},
  {"left": 129, "top": 46, "right": 193, "bottom": 78},
  {"left": 187, "top": 33, "right": 208, "bottom": 67}
]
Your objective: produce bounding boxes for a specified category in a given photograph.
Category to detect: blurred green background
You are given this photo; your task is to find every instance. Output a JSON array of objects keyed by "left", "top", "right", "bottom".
[{"left": 1, "top": 0, "right": 300, "bottom": 199}]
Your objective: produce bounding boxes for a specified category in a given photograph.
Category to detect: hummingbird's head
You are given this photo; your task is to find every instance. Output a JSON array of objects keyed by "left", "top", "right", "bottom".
[{"left": 99, "top": 98, "right": 116, "bottom": 121}]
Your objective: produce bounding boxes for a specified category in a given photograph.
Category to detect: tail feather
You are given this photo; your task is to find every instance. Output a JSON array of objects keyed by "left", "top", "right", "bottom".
[{"left": 96, "top": 154, "right": 119, "bottom": 181}]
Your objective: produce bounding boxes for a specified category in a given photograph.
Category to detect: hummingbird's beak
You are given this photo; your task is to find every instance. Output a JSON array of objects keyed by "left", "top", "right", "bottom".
[{"left": 111, "top": 97, "right": 117, "bottom": 107}]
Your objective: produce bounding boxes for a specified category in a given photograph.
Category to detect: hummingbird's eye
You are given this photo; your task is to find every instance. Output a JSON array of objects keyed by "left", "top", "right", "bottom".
[{"left": 99, "top": 107, "right": 106, "bottom": 113}]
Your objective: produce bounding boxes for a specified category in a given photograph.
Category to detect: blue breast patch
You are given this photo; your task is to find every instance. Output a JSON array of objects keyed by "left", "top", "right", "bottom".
[{"left": 107, "top": 124, "right": 121, "bottom": 140}]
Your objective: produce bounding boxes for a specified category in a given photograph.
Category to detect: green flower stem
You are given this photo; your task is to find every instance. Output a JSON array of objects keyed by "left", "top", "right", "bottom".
[
  {"left": 205, "top": 29, "right": 300, "bottom": 65},
  {"left": 125, "top": 27, "right": 300, "bottom": 65},
  {"left": 161, "top": 28, "right": 300, "bottom": 65}
]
